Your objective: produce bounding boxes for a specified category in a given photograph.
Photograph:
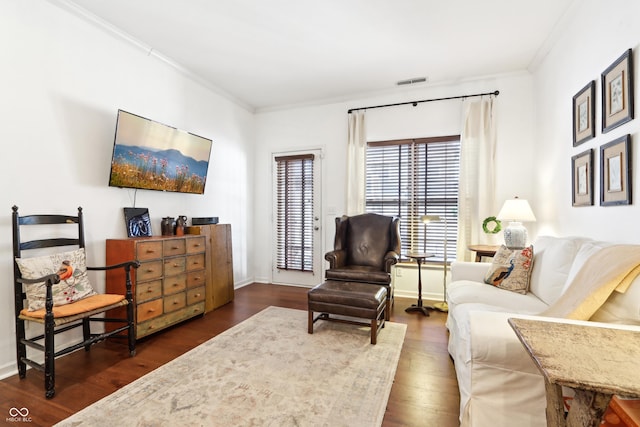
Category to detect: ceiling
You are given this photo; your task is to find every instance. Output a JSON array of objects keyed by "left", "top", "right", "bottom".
[{"left": 60, "top": 0, "right": 575, "bottom": 112}]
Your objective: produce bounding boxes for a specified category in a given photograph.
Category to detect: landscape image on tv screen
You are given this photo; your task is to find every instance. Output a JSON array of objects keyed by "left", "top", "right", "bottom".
[{"left": 108, "top": 110, "right": 212, "bottom": 195}]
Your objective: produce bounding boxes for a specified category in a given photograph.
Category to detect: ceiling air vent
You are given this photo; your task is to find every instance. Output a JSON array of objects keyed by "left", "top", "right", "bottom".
[{"left": 397, "top": 77, "right": 428, "bottom": 86}]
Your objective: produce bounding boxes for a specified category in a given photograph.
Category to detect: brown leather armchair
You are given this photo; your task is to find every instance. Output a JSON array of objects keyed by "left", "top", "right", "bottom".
[{"left": 325, "top": 213, "right": 401, "bottom": 319}]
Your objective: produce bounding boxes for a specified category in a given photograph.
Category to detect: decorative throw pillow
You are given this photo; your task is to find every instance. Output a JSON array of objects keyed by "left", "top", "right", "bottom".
[
  {"left": 15, "top": 248, "right": 97, "bottom": 311},
  {"left": 483, "top": 245, "right": 534, "bottom": 294}
]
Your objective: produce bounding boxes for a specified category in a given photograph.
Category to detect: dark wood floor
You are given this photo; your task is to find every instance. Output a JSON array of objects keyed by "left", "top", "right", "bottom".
[{"left": 0, "top": 283, "right": 460, "bottom": 426}]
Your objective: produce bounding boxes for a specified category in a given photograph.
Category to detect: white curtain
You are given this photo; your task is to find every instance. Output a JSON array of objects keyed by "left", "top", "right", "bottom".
[
  {"left": 457, "top": 97, "right": 497, "bottom": 261},
  {"left": 346, "top": 111, "right": 366, "bottom": 215}
]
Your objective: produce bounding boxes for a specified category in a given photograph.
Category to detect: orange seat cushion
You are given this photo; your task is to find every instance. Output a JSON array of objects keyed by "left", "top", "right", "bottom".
[{"left": 20, "top": 294, "right": 126, "bottom": 319}]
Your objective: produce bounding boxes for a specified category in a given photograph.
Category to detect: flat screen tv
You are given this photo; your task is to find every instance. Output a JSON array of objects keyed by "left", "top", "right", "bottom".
[{"left": 108, "top": 110, "right": 213, "bottom": 195}]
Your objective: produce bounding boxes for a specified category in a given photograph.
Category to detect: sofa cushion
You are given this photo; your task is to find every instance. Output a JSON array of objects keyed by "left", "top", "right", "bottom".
[
  {"left": 447, "top": 280, "right": 549, "bottom": 314},
  {"left": 528, "top": 236, "right": 590, "bottom": 305},
  {"left": 15, "top": 248, "right": 97, "bottom": 311},
  {"left": 483, "top": 245, "right": 534, "bottom": 294}
]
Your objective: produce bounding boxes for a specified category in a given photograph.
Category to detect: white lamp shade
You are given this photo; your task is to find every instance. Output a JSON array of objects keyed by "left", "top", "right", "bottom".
[{"left": 497, "top": 198, "right": 536, "bottom": 222}]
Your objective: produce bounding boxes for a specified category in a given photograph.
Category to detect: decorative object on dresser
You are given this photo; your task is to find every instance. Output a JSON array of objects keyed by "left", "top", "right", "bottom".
[
  {"left": 191, "top": 216, "right": 219, "bottom": 225},
  {"left": 123, "top": 207, "right": 152, "bottom": 237},
  {"left": 106, "top": 235, "right": 207, "bottom": 339},
  {"left": 12, "top": 206, "right": 139, "bottom": 399}
]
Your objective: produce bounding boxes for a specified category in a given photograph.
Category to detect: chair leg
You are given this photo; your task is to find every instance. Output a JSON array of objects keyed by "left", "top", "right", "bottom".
[
  {"left": 15, "top": 319, "right": 26, "bottom": 379},
  {"left": 127, "top": 300, "right": 136, "bottom": 356},
  {"left": 44, "top": 313, "right": 55, "bottom": 399},
  {"left": 370, "top": 318, "right": 377, "bottom": 345},
  {"left": 385, "top": 294, "right": 391, "bottom": 321},
  {"left": 82, "top": 318, "right": 91, "bottom": 352},
  {"left": 308, "top": 310, "right": 314, "bottom": 334}
]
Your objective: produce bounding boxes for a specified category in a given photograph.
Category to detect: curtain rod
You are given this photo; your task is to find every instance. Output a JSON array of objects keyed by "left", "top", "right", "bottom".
[{"left": 347, "top": 90, "right": 499, "bottom": 114}]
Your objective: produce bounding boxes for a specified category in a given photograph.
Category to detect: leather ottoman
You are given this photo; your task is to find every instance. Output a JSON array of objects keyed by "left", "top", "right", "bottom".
[{"left": 307, "top": 280, "right": 387, "bottom": 344}]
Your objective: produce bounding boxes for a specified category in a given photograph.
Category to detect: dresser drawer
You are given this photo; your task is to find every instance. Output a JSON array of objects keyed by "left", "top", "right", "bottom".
[
  {"left": 136, "top": 279, "right": 162, "bottom": 302},
  {"left": 163, "top": 273, "right": 187, "bottom": 295},
  {"left": 187, "top": 270, "right": 206, "bottom": 288},
  {"left": 187, "top": 286, "right": 206, "bottom": 305},
  {"left": 136, "top": 241, "right": 163, "bottom": 261},
  {"left": 164, "top": 292, "right": 186, "bottom": 313},
  {"left": 137, "top": 302, "right": 205, "bottom": 338},
  {"left": 186, "top": 253, "right": 205, "bottom": 272},
  {"left": 164, "top": 256, "right": 186, "bottom": 276},
  {"left": 186, "top": 236, "right": 206, "bottom": 254},
  {"left": 137, "top": 298, "right": 163, "bottom": 323},
  {"left": 163, "top": 239, "right": 186, "bottom": 257},
  {"left": 137, "top": 260, "right": 163, "bottom": 282}
]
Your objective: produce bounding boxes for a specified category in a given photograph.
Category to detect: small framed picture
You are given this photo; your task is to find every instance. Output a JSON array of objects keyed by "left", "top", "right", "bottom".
[
  {"left": 602, "top": 49, "right": 634, "bottom": 133},
  {"left": 571, "top": 149, "right": 593, "bottom": 206},
  {"left": 600, "top": 134, "right": 632, "bottom": 206},
  {"left": 573, "top": 81, "right": 595, "bottom": 146},
  {"left": 124, "top": 207, "right": 153, "bottom": 237}
]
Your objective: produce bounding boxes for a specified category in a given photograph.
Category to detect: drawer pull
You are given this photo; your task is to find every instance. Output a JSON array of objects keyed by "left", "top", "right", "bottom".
[
  {"left": 173, "top": 283, "right": 179, "bottom": 287},
  {"left": 194, "top": 293, "right": 201, "bottom": 297},
  {"left": 147, "top": 308, "right": 156, "bottom": 313},
  {"left": 171, "top": 245, "right": 179, "bottom": 250},
  {"left": 146, "top": 249, "right": 156, "bottom": 254},
  {"left": 146, "top": 268, "right": 155, "bottom": 273},
  {"left": 194, "top": 277, "right": 201, "bottom": 282},
  {"left": 173, "top": 263, "right": 180, "bottom": 267},
  {"left": 173, "top": 301, "right": 179, "bottom": 305},
  {"left": 147, "top": 288, "right": 153, "bottom": 293}
]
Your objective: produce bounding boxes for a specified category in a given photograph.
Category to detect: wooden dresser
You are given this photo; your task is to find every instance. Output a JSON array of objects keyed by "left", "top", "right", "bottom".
[{"left": 106, "top": 235, "right": 207, "bottom": 339}]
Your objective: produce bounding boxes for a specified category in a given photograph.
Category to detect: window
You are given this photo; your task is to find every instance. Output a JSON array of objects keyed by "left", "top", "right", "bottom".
[
  {"left": 275, "top": 154, "right": 315, "bottom": 271},
  {"left": 365, "top": 136, "right": 460, "bottom": 262}
]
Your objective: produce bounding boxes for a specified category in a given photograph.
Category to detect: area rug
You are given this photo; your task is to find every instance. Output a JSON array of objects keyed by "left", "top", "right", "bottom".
[{"left": 55, "top": 306, "right": 406, "bottom": 427}]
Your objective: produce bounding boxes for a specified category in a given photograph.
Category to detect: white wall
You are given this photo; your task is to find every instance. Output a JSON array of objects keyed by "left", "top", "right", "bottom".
[
  {"left": 0, "top": 2, "right": 254, "bottom": 377},
  {"left": 532, "top": 0, "right": 640, "bottom": 242},
  {"left": 254, "top": 74, "right": 537, "bottom": 299}
]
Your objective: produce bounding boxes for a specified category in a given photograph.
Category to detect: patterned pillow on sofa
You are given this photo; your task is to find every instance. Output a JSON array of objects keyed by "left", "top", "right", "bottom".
[{"left": 484, "top": 245, "right": 534, "bottom": 294}]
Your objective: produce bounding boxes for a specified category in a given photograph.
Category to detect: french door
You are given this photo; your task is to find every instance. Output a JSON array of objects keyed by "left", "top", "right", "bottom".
[{"left": 271, "top": 149, "right": 322, "bottom": 287}]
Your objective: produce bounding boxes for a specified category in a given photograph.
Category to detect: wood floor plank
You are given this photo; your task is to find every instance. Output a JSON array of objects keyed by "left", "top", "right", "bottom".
[{"left": 0, "top": 283, "right": 460, "bottom": 426}]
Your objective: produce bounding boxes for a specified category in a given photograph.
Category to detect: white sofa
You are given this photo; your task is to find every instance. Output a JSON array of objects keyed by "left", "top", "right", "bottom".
[{"left": 446, "top": 236, "right": 640, "bottom": 427}]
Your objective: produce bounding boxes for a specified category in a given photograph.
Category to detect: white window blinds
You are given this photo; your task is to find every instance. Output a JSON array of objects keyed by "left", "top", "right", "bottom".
[
  {"left": 275, "top": 154, "right": 315, "bottom": 271},
  {"left": 365, "top": 136, "right": 460, "bottom": 262}
]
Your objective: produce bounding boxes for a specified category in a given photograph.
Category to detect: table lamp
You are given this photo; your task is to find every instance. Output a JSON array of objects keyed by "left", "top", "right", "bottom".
[{"left": 497, "top": 197, "right": 536, "bottom": 249}]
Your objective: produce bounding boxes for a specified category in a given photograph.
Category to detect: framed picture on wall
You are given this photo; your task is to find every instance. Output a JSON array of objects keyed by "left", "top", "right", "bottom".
[
  {"left": 600, "top": 134, "right": 632, "bottom": 206},
  {"left": 602, "top": 49, "right": 634, "bottom": 133},
  {"left": 124, "top": 207, "right": 153, "bottom": 237},
  {"left": 573, "top": 81, "right": 595, "bottom": 146},
  {"left": 571, "top": 149, "right": 593, "bottom": 206}
]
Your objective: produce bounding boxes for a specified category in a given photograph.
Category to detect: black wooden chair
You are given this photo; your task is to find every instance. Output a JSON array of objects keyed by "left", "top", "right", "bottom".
[{"left": 11, "top": 205, "right": 139, "bottom": 398}]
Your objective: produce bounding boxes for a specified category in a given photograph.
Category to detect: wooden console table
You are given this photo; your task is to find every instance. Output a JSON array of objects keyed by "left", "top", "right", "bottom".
[{"left": 509, "top": 318, "right": 640, "bottom": 427}]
